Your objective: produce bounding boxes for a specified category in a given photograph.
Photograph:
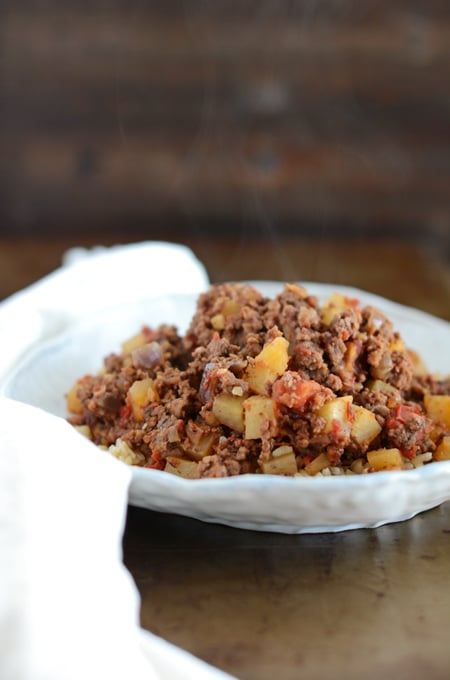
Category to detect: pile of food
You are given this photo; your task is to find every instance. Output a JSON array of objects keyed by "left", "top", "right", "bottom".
[{"left": 67, "top": 283, "right": 450, "bottom": 478}]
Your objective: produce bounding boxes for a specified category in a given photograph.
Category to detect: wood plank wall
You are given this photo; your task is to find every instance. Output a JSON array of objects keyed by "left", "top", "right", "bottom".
[{"left": 1, "top": 1, "right": 449, "bottom": 248}]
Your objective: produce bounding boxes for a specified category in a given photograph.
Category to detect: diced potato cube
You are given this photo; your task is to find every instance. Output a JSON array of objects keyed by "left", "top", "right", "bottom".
[
  {"left": 261, "top": 452, "right": 297, "bottom": 475},
  {"left": 321, "top": 292, "right": 356, "bottom": 325},
  {"left": 434, "top": 436, "right": 450, "bottom": 461},
  {"left": 211, "top": 313, "right": 225, "bottom": 330},
  {"left": 389, "top": 337, "right": 406, "bottom": 352},
  {"left": 272, "top": 444, "right": 294, "bottom": 458},
  {"left": 127, "top": 378, "right": 159, "bottom": 422},
  {"left": 366, "top": 380, "right": 400, "bottom": 396},
  {"left": 165, "top": 456, "right": 199, "bottom": 479},
  {"left": 66, "top": 380, "right": 84, "bottom": 415},
  {"left": 304, "top": 452, "right": 330, "bottom": 476},
  {"left": 367, "top": 448, "right": 404, "bottom": 471},
  {"left": 351, "top": 405, "right": 382, "bottom": 446},
  {"left": 317, "top": 396, "right": 353, "bottom": 438},
  {"left": 247, "top": 336, "right": 289, "bottom": 394},
  {"left": 212, "top": 394, "right": 245, "bottom": 432},
  {"left": 221, "top": 298, "right": 241, "bottom": 318},
  {"left": 121, "top": 331, "right": 147, "bottom": 354},
  {"left": 186, "top": 422, "right": 217, "bottom": 461},
  {"left": 243, "top": 395, "right": 278, "bottom": 439},
  {"left": 344, "top": 341, "right": 359, "bottom": 372},
  {"left": 407, "top": 349, "right": 428, "bottom": 376},
  {"left": 424, "top": 395, "right": 450, "bottom": 428},
  {"left": 74, "top": 424, "right": 92, "bottom": 440}
]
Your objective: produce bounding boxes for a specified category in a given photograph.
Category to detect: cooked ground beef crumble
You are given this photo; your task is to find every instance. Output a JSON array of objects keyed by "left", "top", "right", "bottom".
[{"left": 67, "top": 283, "right": 450, "bottom": 477}]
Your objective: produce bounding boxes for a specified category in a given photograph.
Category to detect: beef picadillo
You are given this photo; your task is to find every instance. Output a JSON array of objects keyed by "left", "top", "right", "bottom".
[{"left": 67, "top": 283, "right": 450, "bottom": 477}]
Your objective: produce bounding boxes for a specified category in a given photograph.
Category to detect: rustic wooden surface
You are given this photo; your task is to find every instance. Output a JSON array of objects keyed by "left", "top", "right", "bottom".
[
  {"left": 1, "top": 233, "right": 449, "bottom": 679},
  {"left": 124, "top": 504, "right": 450, "bottom": 680},
  {"left": 0, "top": 233, "right": 449, "bottom": 320},
  {"left": 1, "top": 1, "right": 449, "bottom": 245}
]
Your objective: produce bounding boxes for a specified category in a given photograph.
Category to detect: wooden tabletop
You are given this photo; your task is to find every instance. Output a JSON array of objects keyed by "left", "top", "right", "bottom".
[{"left": 1, "top": 233, "right": 450, "bottom": 680}]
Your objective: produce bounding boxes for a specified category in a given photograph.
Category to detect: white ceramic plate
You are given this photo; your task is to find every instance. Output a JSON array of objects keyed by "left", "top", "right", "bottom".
[{"left": 3, "top": 282, "right": 450, "bottom": 533}]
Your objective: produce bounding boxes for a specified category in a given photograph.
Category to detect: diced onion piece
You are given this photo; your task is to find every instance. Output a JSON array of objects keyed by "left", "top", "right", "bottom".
[{"left": 131, "top": 341, "right": 163, "bottom": 369}]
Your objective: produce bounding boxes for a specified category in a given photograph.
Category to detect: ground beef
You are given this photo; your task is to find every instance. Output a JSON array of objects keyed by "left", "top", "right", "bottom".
[{"left": 67, "top": 283, "right": 450, "bottom": 477}]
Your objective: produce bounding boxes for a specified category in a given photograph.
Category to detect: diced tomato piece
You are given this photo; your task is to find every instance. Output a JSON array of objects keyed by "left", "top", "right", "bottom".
[
  {"left": 385, "top": 403, "right": 431, "bottom": 459},
  {"left": 119, "top": 405, "right": 132, "bottom": 426},
  {"left": 344, "top": 296, "right": 360, "bottom": 308},
  {"left": 272, "top": 372, "right": 326, "bottom": 411},
  {"left": 146, "top": 450, "right": 165, "bottom": 470},
  {"left": 331, "top": 418, "right": 342, "bottom": 439},
  {"left": 401, "top": 446, "right": 419, "bottom": 460}
]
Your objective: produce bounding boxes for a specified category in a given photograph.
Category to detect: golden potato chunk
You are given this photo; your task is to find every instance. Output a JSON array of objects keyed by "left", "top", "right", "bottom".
[
  {"left": 407, "top": 349, "right": 428, "bottom": 376},
  {"left": 243, "top": 395, "right": 278, "bottom": 439},
  {"left": 212, "top": 393, "right": 245, "bottom": 432},
  {"left": 66, "top": 380, "right": 84, "bottom": 415},
  {"left": 366, "top": 379, "right": 400, "bottom": 396},
  {"left": 74, "top": 424, "right": 92, "bottom": 440},
  {"left": 247, "top": 335, "right": 289, "bottom": 394},
  {"left": 424, "top": 394, "right": 450, "bottom": 428},
  {"left": 304, "top": 453, "right": 330, "bottom": 476},
  {"left": 351, "top": 406, "right": 382, "bottom": 446},
  {"left": 261, "top": 451, "right": 297, "bottom": 475},
  {"left": 367, "top": 448, "right": 404, "bottom": 471},
  {"left": 127, "top": 378, "right": 159, "bottom": 422},
  {"left": 121, "top": 331, "right": 147, "bottom": 354},
  {"left": 317, "top": 396, "right": 353, "bottom": 438},
  {"left": 321, "top": 292, "right": 357, "bottom": 325},
  {"left": 165, "top": 456, "right": 199, "bottom": 479},
  {"left": 185, "top": 422, "right": 217, "bottom": 461},
  {"left": 434, "top": 436, "right": 450, "bottom": 461}
]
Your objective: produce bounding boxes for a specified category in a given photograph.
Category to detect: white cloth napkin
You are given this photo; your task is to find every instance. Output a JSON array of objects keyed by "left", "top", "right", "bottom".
[
  {"left": 0, "top": 241, "right": 209, "bottom": 385},
  {"left": 0, "top": 242, "right": 237, "bottom": 680}
]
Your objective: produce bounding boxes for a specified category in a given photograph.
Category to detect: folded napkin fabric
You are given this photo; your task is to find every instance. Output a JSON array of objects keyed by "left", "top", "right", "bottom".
[
  {"left": 0, "top": 243, "right": 237, "bottom": 680},
  {"left": 0, "top": 241, "right": 209, "bottom": 385},
  {"left": 0, "top": 397, "right": 236, "bottom": 680},
  {"left": 0, "top": 397, "right": 158, "bottom": 680}
]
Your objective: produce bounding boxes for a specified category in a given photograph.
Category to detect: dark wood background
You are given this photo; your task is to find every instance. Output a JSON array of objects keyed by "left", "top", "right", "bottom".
[{"left": 1, "top": 0, "right": 449, "bottom": 253}]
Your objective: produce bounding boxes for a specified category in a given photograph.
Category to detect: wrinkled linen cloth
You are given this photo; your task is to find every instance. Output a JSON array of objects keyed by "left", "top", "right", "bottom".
[{"left": 0, "top": 242, "right": 236, "bottom": 680}]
